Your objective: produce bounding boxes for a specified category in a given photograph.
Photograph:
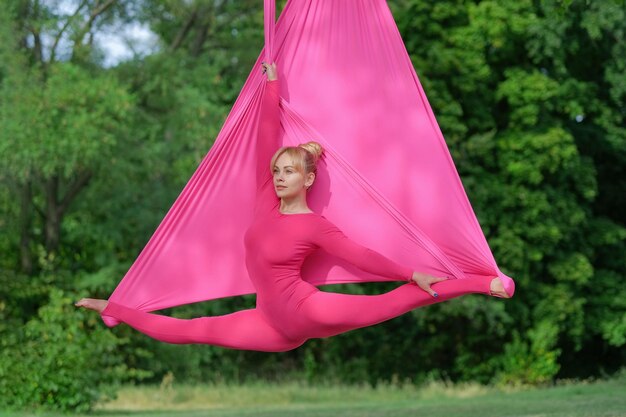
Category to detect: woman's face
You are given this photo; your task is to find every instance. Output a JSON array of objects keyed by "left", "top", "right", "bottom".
[{"left": 273, "top": 153, "right": 314, "bottom": 198}]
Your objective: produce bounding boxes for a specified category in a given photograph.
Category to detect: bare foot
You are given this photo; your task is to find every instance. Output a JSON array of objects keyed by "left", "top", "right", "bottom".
[
  {"left": 75, "top": 298, "right": 108, "bottom": 313},
  {"left": 490, "top": 277, "right": 510, "bottom": 298}
]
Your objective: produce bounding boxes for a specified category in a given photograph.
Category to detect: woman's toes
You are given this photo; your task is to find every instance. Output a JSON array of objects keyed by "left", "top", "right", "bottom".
[
  {"left": 75, "top": 298, "right": 108, "bottom": 312},
  {"left": 490, "top": 277, "right": 510, "bottom": 298}
]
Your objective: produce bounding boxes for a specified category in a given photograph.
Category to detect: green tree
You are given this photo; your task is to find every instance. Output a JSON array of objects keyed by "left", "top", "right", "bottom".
[{"left": 394, "top": 0, "right": 625, "bottom": 383}]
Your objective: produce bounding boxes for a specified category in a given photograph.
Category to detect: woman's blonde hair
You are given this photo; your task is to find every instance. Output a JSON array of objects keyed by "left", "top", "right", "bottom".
[{"left": 270, "top": 141, "right": 324, "bottom": 190}]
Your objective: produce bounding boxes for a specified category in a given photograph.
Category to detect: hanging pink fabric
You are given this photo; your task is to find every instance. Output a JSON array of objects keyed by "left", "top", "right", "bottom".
[{"left": 101, "top": 0, "right": 515, "bottom": 327}]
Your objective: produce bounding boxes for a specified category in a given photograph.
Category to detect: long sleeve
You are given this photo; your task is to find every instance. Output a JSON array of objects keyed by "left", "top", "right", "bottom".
[
  {"left": 312, "top": 217, "right": 414, "bottom": 282},
  {"left": 255, "top": 79, "right": 281, "bottom": 201}
]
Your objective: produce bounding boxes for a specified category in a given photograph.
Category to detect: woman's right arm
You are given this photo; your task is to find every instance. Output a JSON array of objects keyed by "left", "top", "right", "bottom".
[
  {"left": 255, "top": 62, "right": 280, "bottom": 205},
  {"left": 256, "top": 78, "right": 280, "bottom": 189}
]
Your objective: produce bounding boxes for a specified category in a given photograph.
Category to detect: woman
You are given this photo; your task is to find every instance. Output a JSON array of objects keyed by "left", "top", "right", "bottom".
[{"left": 76, "top": 62, "right": 511, "bottom": 352}]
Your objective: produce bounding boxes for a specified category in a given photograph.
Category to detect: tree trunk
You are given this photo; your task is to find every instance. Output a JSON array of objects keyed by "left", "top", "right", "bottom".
[
  {"left": 44, "top": 175, "right": 60, "bottom": 253},
  {"left": 43, "top": 170, "right": 93, "bottom": 255},
  {"left": 19, "top": 180, "right": 33, "bottom": 274},
  {"left": 169, "top": 9, "right": 198, "bottom": 52}
]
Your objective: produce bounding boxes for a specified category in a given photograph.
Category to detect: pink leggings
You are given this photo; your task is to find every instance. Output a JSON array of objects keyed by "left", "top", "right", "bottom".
[{"left": 101, "top": 277, "right": 492, "bottom": 352}]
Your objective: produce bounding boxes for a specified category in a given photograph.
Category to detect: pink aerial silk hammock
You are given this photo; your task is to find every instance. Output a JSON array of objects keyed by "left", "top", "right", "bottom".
[{"left": 101, "top": 0, "right": 515, "bottom": 327}]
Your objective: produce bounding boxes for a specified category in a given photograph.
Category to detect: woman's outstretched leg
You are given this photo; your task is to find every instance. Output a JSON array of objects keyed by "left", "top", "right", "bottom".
[
  {"left": 97, "top": 301, "right": 304, "bottom": 352},
  {"left": 295, "top": 276, "right": 493, "bottom": 340}
]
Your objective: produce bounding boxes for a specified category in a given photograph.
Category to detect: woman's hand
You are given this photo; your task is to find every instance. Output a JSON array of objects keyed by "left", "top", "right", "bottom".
[
  {"left": 411, "top": 272, "right": 448, "bottom": 298},
  {"left": 261, "top": 61, "right": 278, "bottom": 81}
]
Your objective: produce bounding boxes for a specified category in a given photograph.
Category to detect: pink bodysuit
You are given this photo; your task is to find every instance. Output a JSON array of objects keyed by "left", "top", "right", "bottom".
[{"left": 100, "top": 79, "right": 492, "bottom": 352}]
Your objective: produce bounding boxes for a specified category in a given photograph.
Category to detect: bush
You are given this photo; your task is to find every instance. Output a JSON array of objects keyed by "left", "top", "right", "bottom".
[
  {"left": 495, "top": 321, "right": 562, "bottom": 386},
  {"left": 0, "top": 287, "right": 130, "bottom": 412}
]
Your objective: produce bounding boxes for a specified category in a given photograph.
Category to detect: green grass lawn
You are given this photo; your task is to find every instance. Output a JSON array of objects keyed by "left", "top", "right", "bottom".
[{"left": 5, "top": 376, "right": 626, "bottom": 417}]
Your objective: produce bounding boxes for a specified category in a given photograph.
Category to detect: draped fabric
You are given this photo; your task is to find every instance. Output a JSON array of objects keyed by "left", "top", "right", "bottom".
[{"left": 101, "top": 0, "right": 515, "bottom": 327}]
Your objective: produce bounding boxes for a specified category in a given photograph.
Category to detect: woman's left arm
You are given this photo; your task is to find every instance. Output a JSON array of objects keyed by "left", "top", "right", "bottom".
[{"left": 312, "top": 218, "right": 413, "bottom": 282}]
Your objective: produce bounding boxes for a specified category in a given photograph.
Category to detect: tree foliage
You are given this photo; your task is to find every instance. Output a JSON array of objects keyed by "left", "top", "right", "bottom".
[{"left": 0, "top": 0, "right": 624, "bottom": 411}]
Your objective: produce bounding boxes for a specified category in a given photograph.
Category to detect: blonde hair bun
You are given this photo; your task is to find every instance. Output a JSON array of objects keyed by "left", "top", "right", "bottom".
[{"left": 298, "top": 141, "right": 324, "bottom": 163}]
